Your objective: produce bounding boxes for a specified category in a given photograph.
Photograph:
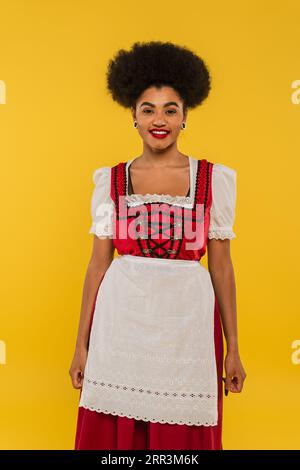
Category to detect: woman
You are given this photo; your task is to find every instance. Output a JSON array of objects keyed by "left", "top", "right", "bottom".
[{"left": 70, "top": 41, "right": 246, "bottom": 450}]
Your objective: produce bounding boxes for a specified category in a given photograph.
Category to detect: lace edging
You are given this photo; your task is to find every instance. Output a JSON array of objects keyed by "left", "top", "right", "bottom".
[
  {"left": 80, "top": 377, "right": 218, "bottom": 426},
  {"left": 89, "top": 225, "right": 114, "bottom": 238},
  {"left": 85, "top": 378, "right": 216, "bottom": 399},
  {"left": 79, "top": 404, "right": 218, "bottom": 427},
  {"left": 125, "top": 193, "right": 193, "bottom": 208},
  {"left": 208, "top": 230, "right": 236, "bottom": 240}
]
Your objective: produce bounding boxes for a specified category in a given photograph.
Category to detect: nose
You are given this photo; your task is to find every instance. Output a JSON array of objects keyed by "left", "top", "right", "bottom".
[{"left": 152, "top": 111, "right": 168, "bottom": 126}]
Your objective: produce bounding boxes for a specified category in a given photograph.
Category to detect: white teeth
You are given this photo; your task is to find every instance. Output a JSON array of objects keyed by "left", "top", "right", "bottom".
[{"left": 151, "top": 131, "right": 168, "bottom": 134}]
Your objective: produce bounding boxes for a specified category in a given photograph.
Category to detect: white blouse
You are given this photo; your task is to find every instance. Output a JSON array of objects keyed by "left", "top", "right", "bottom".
[
  {"left": 88, "top": 160, "right": 237, "bottom": 240},
  {"left": 88, "top": 166, "right": 115, "bottom": 239},
  {"left": 208, "top": 163, "right": 237, "bottom": 240}
]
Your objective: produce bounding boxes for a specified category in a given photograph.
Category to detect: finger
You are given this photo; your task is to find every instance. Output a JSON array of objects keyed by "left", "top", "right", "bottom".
[
  {"left": 230, "top": 375, "right": 243, "bottom": 392},
  {"left": 71, "top": 375, "right": 80, "bottom": 389},
  {"left": 77, "top": 371, "right": 84, "bottom": 387},
  {"left": 236, "top": 376, "right": 244, "bottom": 392},
  {"left": 222, "top": 377, "right": 228, "bottom": 395},
  {"left": 225, "top": 376, "right": 232, "bottom": 392},
  {"left": 72, "top": 370, "right": 84, "bottom": 389}
]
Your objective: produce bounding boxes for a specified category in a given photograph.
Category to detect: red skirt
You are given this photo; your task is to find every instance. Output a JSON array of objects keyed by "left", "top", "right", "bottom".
[{"left": 74, "top": 295, "right": 224, "bottom": 450}]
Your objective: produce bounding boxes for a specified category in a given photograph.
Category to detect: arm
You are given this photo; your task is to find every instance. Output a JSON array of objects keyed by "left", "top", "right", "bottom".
[
  {"left": 207, "top": 238, "right": 246, "bottom": 393},
  {"left": 69, "top": 236, "right": 115, "bottom": 389}
]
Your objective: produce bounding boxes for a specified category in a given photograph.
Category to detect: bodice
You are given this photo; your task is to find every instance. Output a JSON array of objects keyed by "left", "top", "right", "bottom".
[{"left": 110, "top": 157, "right": 214, "bottom": 262}]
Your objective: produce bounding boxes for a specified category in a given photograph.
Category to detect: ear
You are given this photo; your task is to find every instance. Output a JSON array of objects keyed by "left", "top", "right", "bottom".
[{"left": 131, "top": 106, "right": 136, "bottom": 121}]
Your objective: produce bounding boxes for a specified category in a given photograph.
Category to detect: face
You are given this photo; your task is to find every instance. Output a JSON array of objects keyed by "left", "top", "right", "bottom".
[{"left": 131, "top": 85, "right": 187, "bottom": 150}]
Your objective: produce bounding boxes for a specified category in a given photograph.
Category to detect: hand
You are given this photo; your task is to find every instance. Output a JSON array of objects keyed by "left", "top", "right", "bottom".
[
  {"left": 69, "top": 347, "right": 88, "bottom": 389},
  {"left": 223, "top": 351, "right": 247, "bottom": 395}
]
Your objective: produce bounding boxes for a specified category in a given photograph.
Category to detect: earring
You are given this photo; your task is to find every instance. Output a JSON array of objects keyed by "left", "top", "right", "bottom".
[
  {"left": 181, "top": 122, "right": 186, "bottom": 129},
  {"left": 134, "top": 121, "right": 138, "bottom": 128}
]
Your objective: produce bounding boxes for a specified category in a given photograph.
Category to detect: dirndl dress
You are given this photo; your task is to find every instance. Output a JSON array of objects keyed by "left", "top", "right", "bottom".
[{"left": 75, "top": 155, "right": 237, "bottom": 450}]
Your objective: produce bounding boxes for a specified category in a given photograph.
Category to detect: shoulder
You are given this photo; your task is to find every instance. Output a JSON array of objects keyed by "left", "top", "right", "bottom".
[
  {"left": 211, "top": 163, "right": 237, "bottom": 191},
  {"left": 91, "top": 166, "right": 111, "bottom": 186},
  {"left": 193, "top": 157, "right": 237, "bottom": 178},
  {"left": 211, "top": 162, "right": 237, "bottom": 178}
]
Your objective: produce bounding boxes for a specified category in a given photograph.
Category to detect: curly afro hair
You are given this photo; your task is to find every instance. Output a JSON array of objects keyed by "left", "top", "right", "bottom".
[{"left": 106, "top": 41, "right": 211, "bottom": 112}]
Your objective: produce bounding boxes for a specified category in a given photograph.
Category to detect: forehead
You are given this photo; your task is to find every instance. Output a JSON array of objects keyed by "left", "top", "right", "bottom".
[{"left": 137, "top": 85, "right": 183, "bottom": 105}]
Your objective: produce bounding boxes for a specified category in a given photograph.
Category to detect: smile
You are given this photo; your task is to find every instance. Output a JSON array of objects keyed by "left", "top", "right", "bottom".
[{"left": 149, "top": 130, "right": 170, "bottom": 139}]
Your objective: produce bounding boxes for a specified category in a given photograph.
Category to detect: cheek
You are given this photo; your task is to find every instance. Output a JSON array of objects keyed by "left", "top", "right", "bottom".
[
  {"left": 137, "top": 123, "right": 150, "bottom": 137},
  {"left": 170, "top": 126, "right": 182, "bottom": 137},
  {"left": 136, "top": 114, "right": 151, "bottom": 127},
  {"left": 138, "top": 128, "right": 151, "bottom": 139},
  {"left": 172, "top": 116, "right": 184, "bottom": 130}
]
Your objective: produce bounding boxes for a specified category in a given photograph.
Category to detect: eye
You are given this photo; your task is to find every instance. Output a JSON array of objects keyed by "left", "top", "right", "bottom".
[
  {"left": 142, "top": 109, "right": 153, "bottom": 114},
  {"left": 166, "top": 109, "right": 177, "bottom": 114}
]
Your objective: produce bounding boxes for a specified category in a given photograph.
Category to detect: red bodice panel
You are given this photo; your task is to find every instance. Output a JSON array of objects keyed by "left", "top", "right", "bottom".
[{"left": 110, "top": 159, "right": 213, "bottom": 262}]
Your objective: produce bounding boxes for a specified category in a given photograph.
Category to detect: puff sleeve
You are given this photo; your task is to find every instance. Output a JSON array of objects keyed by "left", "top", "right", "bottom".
[
  {"left": 208, "top": 163, "right": 237, "bottom": 240},
  {"left": 88, "top": 166, "right": 115, "bottom": 238}
]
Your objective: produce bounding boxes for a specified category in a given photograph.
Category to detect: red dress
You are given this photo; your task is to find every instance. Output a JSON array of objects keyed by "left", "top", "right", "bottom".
[
  {"left": 75, "top": 297, "right": 223, "bottom": 450},
  {"left": 74, "top": 156, "right": 237, "bottom": 450}
]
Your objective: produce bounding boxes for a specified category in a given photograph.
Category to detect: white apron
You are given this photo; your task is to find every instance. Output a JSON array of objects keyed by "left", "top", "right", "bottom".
[{"left": 79, "top": 253, "right": 218, "bottom": 426}]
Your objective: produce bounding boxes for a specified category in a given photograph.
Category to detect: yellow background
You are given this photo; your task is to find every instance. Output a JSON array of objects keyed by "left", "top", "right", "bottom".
[{"left": 0, "top": 0, "right": 299, "bottom": 450}]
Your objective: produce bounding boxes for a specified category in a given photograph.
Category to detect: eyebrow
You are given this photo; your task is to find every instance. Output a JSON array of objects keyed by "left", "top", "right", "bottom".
[{"left": 139, "top": 101, "right": 180, "bottom": 108}]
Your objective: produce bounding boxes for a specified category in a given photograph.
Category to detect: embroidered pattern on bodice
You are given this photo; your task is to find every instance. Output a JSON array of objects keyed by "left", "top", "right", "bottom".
[{"left": 110, "top": 157, "right": 213, "bottom": 260}]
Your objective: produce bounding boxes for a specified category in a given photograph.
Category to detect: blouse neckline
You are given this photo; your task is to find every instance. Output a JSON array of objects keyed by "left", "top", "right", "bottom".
[{"left": 125, "top": 155, "right": 197, "bottom": 209}]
